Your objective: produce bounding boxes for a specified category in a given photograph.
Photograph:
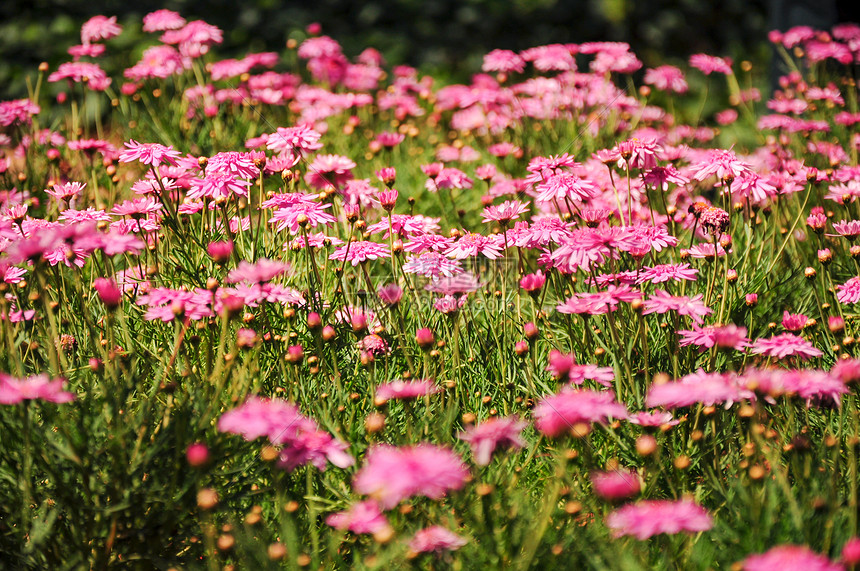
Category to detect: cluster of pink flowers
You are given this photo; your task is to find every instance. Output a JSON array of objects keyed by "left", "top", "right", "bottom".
[{"left": 218, "top": 397, "right": 353, "bottom": 471}]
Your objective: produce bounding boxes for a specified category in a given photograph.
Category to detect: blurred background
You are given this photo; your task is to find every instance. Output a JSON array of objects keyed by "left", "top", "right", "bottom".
[{"left": 0, "top": 0, "right": 779, "bottom": 99}]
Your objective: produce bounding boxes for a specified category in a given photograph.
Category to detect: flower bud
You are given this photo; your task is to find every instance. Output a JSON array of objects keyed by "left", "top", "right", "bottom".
[
  {"left": 415, "top": 327, "right": 435, "bottom": 350},
  {"left": 321, "top": 325, "right": 336, "bottom": 342},
  {"left": 829, "top": 316, "right": 845, "bottom": 333},
  {"left": 93, "top": 278, "right": 122, "bottom": 310},
  {"left": 186, "top": 442, "right": 210, "bottom": 467},
  {"left": 197, "top": 488, "right": 219, "bottom": 510},
  {"left": 285, "top": 344, "right": 304, "bottom": 364},
  {"left": 635, "top": 434, "right": 657, "bottom": 456},
  {"left": 207, "top": 241, "right": 233, "bottom": 265}
]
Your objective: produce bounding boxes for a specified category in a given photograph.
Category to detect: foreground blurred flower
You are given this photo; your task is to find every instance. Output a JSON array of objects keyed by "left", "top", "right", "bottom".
[
  {"left": 533, "top": 389, "right": 627, "bottom": 437},
  {"left": 408, "top": 526, "right": 468, "bottom": 554},
  {"left": 646, "top": 370, "right": 749, "bottom": 409},
  {"left": 352, "top": 444, "right": 468, "bottom": 509},
  {"left": 0, "top": 374, "right": 74, "bottom": 404},
  {"left": 590, "top": 468, "right": 641, "bottom": 501},
  {"left": 186, "top": 442, "right": 210, "bottom": 467},
  {"left": 739, "top": 544, "right": 842, "bottom": 571},
  {"left": 375, "top": 379, "right": 439, "bottom": 403},
  {"left": 326, "top": 500, "right": 391, "bottom": 535},
  {"left": 605, "top": 498, "right": 712, "bottom": 539},
  {"left": 459, "top": 416, "right": 527, "bottom": 465},
  {"left": 93, "top": 277, "right": 122, "bottom": 309}
]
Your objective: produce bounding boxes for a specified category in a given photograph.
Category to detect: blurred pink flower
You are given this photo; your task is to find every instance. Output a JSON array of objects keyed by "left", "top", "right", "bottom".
[
  {"left": 459, "top": 416, "right": 527, "bottom": 465},
  {"left": 352, "top": 444, "right": 468, "bottom": 509},
  {"left": 591, "top": 469, "right": 641, "bottom": 501},
  {"left": 81, "top": 15, "right": 122, "bottom": 45},
  {"left": 606, "top": 498, "right": 712, "bottom": 539},
  {"left": 534, "top": 389, "right": 627, "bottom": 437},
  {"left": 376, "top": 379, "right": 440, "bottom": 402},
  {"left": 326, "top": 500, "right": 390, "bottom": 534},
  {"left": 740, "top": 544, "right": 842, "bottom": 571},
  {"left": 408, "top": 526, "right": 468, "bottom": 553},
  {"left": 0, "top": 374, "right": 74, "bottom": 404}
]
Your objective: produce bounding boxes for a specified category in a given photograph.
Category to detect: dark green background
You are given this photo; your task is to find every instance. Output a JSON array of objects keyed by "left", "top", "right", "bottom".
[{"left": 0, "top": 0, "right": 776, "bottom": 99}]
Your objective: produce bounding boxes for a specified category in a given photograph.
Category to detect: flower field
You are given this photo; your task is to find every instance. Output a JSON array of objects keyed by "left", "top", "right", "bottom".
[{"left": 3, "top": 10, "right": 860, "bottom": 570}]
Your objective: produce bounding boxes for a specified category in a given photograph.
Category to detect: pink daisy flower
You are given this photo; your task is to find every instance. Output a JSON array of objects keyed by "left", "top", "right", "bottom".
[
  {"left": 408, "top": 526, "right": 468, "bottom": 554},
  {"left": 533, "top": 389, "right": 627, "bottom": 437},
  {"left": 646, "top": 370, "right": 748, "bottom": 409},
  {"left": 269, "top": 202, "right": 336, "bottom": 233},
  {"left": 226, "top": 259, "right": 291, "bottom": 284},
  {"left": 218, "top": 397, "right": 353, "bottom": 471},
  {"left": 0, "top": 374, "right": 75, "bottom": 405},
  {"left": 782, "top": 311, "right": 809, "bottom": 332},
  {"left": 606, "top": 499, "right": 713, "bottom": 539},
  {"left": 739, "top": 544, "right": 842, "bottom": 571},
  {"left": 81, "top": 15, "right": 122, "bottom": 45},
  {"left": 750, "top": 333, "right": 823, "bottom": 360},
  {"left": 510, "top": 217, "right": 573, "bottom": 248},
  {"left": 329, "top": 241, "right": 391, "bottom": 266},
  {"left": 535, "top": 172, "right": 599, "bottom": 204},
  {"left": 119, "top": 140, "right": 181, "bottom": 168},
  {"left": 0, "top": 99, "right": 41, "bottom": 127},
  {"left": 305, "top": 154, "right": 356, "bottom": 190},
  {"left": 678, "top": 324, "right": 750, "bottom": 351},
  {"left": 636, "top": 263, "right": 698, "bottom": 284},
  {"left": 266, "top": 125, "right": 323, "bottom": 157},
  {"left": 459, "top": 416, "right": 527, "bottom": 465},
  {"left": 326, "top": 500, "right": 390, "bottom": 535},
  {"left": 482, "top": 49, "right": 526, "bottom": 73},
  {"left": 111, "top": 197, "right": 163, "bottom": 218},
  {"left": 48, "top": 62, "right": 111, "bottom": 90},
  {"left": 643, "top": 65, "right": 688, "bottom": 93},
  {"left": 689, "top": 53, "right": 733, "bottom": 75},
  {"left": 691, "top": 148, "right": 751, "bottom": 182},
  {"left": 590, "top": 469, "right": 641, "bottom": 501},
  {"left": 643, "top": 165, "right": 690, "bottom": 191},
  {"left": 142, "top": 9, "right": 186, "bottom": 32},
  {"left": 402, "top": 252, "right": 463, "bottom": 278},
  {"left": 45, "top": 182, "right": 86, "bottom": 204},
  {"left": 352, "top": 444, "right": 468, "bottom": 509},
  {"left": 837, "top": 277, "right": 860, "bottom": 304},
  {"left": 626, "top": 410, "right": 679, "bottom": 427},
  {"left": 833, "top": 219, "right": 860, "bottom": 240},
  {"left": 567, "top": 364, "right": 616, "bottom": 387},
  {"left": 187, "top": 173, "right": 251, "bottom": 201},
  {"left": 481, "top": 200, "right": 529, "bottom": 224},
  {"left": 445, "top": 232, "right": 505, "bottom": 260},
  {"left": 642, "top": 290, "right": 712, "bottom": 324},
  {"left": 375, "top": 379, "right": 440, "bottom": 402}
]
